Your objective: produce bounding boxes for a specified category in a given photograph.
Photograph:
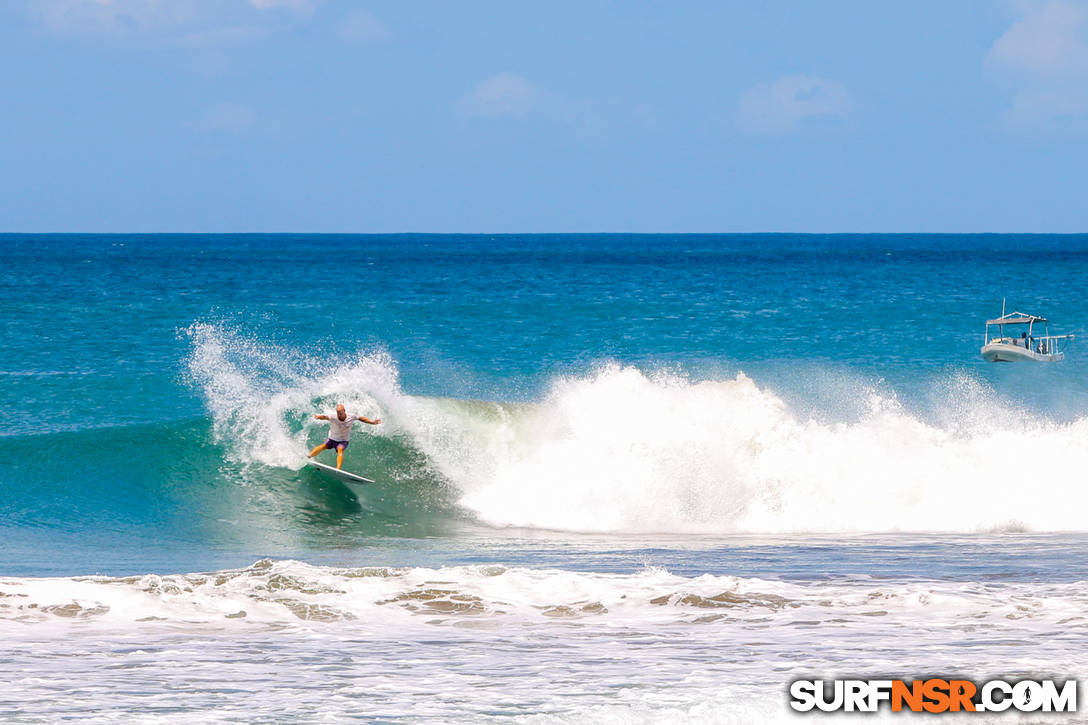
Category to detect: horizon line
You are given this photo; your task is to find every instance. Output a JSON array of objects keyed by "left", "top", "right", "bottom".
[{"left": 3, "top": 231, "right": 1088, "bottom": 236}]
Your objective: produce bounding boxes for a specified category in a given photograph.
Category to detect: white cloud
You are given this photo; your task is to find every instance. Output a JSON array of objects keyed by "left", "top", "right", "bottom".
[
  {"left": 738, "top": 74, "right": 850, "bottom": 132},
  {"left": 1007, "top": 86, "right": 1088, "bottom": 125},
  {"left": 174, "top": 24, "right": 271, "bottom": 48},
  {"left": 989, "top": 1, "right": 1088, "bottom": 124},
  {"left": 29, "top": 0, "right": 310, "bottom": 38},
  {"left": 990, "top": 0, "right": 1088, "bottom": 75},
  {"left": 458, "top": 73, "right": 538, "bottom": 117},
  {"left": 30, "top": 0, "right": 205, "bottom": 35},
  {"left": 340, "top": 10, "right": 387, "bottom": 42},
  {"left": 192, "top": 102, "right": 255, "bottom": 131},
  {"left": 248, "top": 0, "right": 311, "bottom": 11}
]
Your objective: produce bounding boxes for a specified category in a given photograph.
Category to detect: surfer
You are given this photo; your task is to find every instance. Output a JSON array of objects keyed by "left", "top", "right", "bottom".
[{"left": 308, "top": 404, "right": 382, "bottom": 469}]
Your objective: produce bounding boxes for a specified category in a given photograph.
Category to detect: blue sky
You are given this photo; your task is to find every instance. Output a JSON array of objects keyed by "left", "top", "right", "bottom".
[{"left": 1, "top": 1, "right": 1087, "bottom": 232}]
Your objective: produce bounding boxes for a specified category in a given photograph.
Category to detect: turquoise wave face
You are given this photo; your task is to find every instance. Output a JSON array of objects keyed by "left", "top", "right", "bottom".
[{"left": 0, "top": 415, "right": 469, "bottom": 575}]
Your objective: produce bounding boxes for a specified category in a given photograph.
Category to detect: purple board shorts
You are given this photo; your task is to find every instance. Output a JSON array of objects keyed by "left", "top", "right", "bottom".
[{"left": 324, "top": 438, "right": 349, "bottom": 451}]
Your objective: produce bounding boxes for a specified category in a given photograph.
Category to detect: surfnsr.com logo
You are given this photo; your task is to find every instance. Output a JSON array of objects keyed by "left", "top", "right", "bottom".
[{"left": 789, "top": 679, "right": 1077, "bottom": 713}]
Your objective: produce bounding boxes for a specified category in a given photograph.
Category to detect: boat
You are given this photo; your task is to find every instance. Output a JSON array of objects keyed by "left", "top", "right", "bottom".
[{"left": 980, "top": 301, "right": 1073, "bottom": 362}]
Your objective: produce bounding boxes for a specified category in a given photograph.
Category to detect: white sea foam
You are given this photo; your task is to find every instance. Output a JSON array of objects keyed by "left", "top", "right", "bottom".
[
  {"left": 2, "top": 560, "right": 1085, "bottom": 723},
  {"left": 2, "top": 559, "right": 1086, "bottom": 633},
  {"left": 186, "top": 323, "right": 399, "bottom": 470},
  {"left": 439, "top": 366, "right": 1088, "bottom": 533},
  {"left": 187, "top": 324, "right": 1088, "bottom": 534}
]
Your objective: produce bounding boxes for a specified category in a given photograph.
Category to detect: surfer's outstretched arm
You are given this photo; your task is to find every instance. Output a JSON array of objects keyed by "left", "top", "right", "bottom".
[
  {"left": 357, "top": 416, "right": 382, "bottom": 425},
  {"left": 314, "top": 414, "right": 329, "bottom": 420}
]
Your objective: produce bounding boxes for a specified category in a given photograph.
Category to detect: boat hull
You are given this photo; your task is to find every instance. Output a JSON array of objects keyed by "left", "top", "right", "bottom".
[{"left": 980, "top": 343, "right": 1064, "bottom": 362}]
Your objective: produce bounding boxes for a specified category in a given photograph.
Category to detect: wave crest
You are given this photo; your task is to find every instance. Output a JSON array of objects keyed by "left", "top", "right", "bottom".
[{"left": 186, "top": 324, "right": 1088, "bottom": 533}]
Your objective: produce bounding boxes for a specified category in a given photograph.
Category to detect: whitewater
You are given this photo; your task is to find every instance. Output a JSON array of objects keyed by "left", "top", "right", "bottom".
[
  {"left": 189, "top": 321, "right": 1088, "bottom": 535},
  {"left": 4, "top": 558, "right": 1086, "bottom": 723}
]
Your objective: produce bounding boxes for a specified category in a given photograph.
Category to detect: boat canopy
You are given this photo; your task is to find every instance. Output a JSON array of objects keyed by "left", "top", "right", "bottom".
[{"left": 985, "top": 312, "right": 1046, "bottom": 326}]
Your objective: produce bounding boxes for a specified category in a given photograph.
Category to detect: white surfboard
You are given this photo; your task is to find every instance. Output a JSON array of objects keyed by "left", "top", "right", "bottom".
[{"left": 304, "top": 459, "right": 375, "bottom": 484}]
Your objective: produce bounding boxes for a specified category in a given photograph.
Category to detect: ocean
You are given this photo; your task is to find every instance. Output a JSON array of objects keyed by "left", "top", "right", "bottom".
[{"left": 1, "top": 233, "right": 1087, "bottom": 722}]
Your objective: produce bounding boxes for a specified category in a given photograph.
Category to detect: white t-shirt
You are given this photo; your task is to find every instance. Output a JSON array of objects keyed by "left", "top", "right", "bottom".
[{"left": 326, "top": 413, "right": 357, "bottom": 441}]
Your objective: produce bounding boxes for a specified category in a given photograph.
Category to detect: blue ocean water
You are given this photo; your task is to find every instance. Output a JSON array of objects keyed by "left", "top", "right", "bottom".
[{"left": 2, "top": 234, "right": 1088, "bottom": 722}]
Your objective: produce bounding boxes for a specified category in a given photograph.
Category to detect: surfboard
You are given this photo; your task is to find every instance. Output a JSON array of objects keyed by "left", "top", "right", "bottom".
[{"left": 304, "top": 459, "right": 375, "bottom": 484}]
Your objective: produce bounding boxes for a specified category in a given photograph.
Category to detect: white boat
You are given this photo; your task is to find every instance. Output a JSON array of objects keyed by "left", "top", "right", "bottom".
[{"left": 980, "top": 302, "right": 1073, "bottom": 362}]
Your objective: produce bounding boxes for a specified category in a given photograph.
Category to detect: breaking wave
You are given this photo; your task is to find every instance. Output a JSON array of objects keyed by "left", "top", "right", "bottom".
[{"left": 186, "top": 323, "right": 1088, "bottom": 534}]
